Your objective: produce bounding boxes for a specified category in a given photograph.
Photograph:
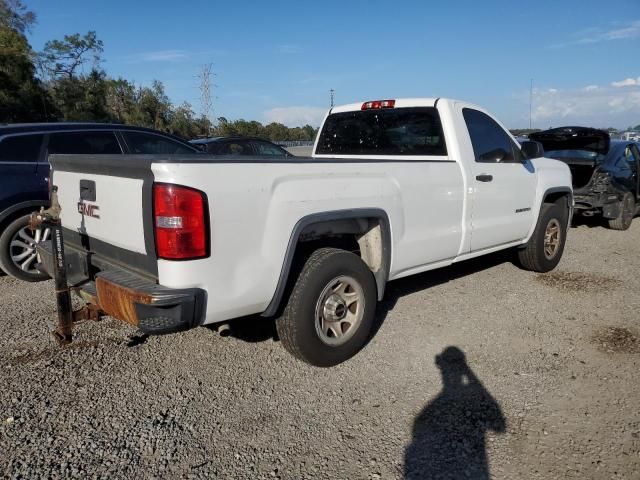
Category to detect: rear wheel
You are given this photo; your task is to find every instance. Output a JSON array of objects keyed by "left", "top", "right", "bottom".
[
  {"left": 607, "top": 192, "right": 635, "bottom": 231},
  {"left": 276, "top": 247, "right": 377, "bottom": 367},
  {"left": 0, "top": 214, "right": 50, "bottom": 282},
  {"left": 517, "top": 201, "right": 568, "bottom": 273}
]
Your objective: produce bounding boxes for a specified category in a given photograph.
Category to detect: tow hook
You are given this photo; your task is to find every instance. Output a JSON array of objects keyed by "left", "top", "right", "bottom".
[{"left": 29, "top": 187, "right": 103, "bottom": 346}]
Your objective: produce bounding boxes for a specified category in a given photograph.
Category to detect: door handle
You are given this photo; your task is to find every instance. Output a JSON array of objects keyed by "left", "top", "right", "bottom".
[{"left": 476, "top": 174, "right": 493, "bottom": 182}]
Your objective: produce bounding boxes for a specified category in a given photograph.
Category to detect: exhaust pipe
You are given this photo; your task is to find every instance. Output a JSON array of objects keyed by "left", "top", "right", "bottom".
[{"left": 217, "top": 323, "right": 232, "bottom": 337}]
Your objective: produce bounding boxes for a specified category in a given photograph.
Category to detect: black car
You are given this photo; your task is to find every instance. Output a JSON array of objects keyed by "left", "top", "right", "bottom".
[
  {"left": 190, "top": 136, "right": 293, "bottom": 157},
  {"left": 530, "top": 127, "right": 639, "bottom": 230},
  {"left": 0, "top": 123, "right": 199, "bottom": 281}
]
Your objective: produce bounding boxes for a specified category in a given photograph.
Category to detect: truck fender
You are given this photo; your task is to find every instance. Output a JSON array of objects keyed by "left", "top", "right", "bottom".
[
  {"left": 261, "top": 208, "right": 392, "bottom": 317},
  {"left": 525, "top": 187, "right": 573, "bottom": 243}
]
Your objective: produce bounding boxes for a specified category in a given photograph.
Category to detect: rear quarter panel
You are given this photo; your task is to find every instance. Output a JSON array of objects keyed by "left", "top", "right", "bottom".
[{"left": 151, "top": 160, "right": 465, "bottom": 323}]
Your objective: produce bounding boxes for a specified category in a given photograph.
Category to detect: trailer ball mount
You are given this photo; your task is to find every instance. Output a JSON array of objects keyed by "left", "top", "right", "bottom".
[{"left": 30, "top": 187, "right": 104, "bottom": 346}]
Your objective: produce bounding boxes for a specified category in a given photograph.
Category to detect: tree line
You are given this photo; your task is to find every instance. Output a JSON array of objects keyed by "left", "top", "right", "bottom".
[{"left": 0, "top": 0, "right": 318, "bottom": 141}]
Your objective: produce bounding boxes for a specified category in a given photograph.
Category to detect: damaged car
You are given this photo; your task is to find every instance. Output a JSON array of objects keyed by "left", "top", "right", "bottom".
[{"left": 530, "top": 127, "right": 639, "bottom": 230}]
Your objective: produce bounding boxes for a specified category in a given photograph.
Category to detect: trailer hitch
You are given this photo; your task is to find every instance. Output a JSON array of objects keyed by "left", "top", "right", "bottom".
[{"left": 29, "top": 187, "right": 103, "bottom": 345}]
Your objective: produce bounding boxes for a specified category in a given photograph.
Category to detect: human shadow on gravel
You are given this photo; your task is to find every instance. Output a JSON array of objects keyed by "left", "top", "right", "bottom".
[{"left": 404, "top": 346, "right": 506, "bottom": 480}]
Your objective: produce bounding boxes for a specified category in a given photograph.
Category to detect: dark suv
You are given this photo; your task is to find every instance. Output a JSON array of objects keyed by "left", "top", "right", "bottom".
[
  {"left": 0, "top": 123, "right": 198, "bottom": 281},
  {"left": 530, "top": 127, "right": 639, "bottom": 230}
]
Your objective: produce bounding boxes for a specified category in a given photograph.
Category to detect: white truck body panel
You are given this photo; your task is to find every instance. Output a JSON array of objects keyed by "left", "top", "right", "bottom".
[
  {"left": 152, "top": 159, "right": 465, "bottom": 321},
  {"left": 54, "top": 170, "right": 147, "bottom": 254},
  {"left": 50, "top": 98, "right": 573, "bottom": 327}
]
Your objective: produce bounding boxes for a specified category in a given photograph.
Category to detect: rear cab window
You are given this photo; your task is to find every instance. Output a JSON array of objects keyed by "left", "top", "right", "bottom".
[
  {"left": 315, "top": 107, "right": 447, "bottom": 156},
  {"left": 0, "top": 134, "right": 44, "bottom": 162}
]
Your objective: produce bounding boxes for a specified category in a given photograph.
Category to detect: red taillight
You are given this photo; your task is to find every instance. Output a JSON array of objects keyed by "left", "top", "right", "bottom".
[
  {"left": 153, "top": 183, "right": 208, "bottom": 260},
  {"left": 361, "top": 99, "right": 395, "bottom": 110}
]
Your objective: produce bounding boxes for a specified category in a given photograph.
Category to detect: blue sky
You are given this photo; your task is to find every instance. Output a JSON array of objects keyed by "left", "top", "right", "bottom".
[{"left": 25, "top": 0, "right": 640, "bottom": 129}]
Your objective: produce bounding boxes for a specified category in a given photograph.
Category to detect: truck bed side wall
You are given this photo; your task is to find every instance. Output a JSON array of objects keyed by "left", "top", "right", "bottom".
[{"left": 152, "top": 160, "right": 465, "bottom": 324}]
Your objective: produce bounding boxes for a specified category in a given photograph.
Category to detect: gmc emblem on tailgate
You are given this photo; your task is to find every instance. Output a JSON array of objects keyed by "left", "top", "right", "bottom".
[{"left": 77, "top": 201, "right": 100, "bottom": 219}]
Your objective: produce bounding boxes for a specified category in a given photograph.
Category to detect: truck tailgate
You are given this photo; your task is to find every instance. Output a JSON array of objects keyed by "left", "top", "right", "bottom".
[
  {"left": 50, "top": 154, "right": 156, "bottom": 278},
  {"left": 55, "top": 171, "right": 147, "bottom": 252}
]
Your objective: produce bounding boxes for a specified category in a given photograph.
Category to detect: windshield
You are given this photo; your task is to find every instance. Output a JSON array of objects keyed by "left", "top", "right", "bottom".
[{"left": 316, "top": 107, "right": 447, "bottom": 156}]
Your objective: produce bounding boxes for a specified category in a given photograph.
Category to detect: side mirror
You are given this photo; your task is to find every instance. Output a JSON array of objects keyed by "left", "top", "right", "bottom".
[
  {"left": 479, "top": 147, "right": 509, "bottom": 163},
  {"left": 520, "top": 140, "right": 544, "bottom": 160}
]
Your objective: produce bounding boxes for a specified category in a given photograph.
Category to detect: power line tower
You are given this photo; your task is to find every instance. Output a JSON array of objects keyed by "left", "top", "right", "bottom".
[
  {"left": 329, "top": 88, "right": 335, "bottom": 108},
  {"left": 197, "top": 63, "right": 214, "bottom": 135}
]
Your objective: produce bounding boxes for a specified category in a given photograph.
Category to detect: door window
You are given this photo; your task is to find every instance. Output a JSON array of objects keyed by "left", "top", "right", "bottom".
[
  {"left": 217, "top": 141, "right": 253, "bottom": 155},
  {"left": 0, "top": 134, "right": 44, "bottom": 162},
  {"left": 122, "top": 131, "right": 195, "bottom": 154},
  {"left": 463, "top": 109, "right": 520, "bottom": 163},
  {"left": 624, "top": 145, "right": 638, "bottom": 174},
  {"left": 253, "top": 141, "right": 287, "bottom": 156},
  {"left": 48, "top": 131, "right": 122, "bottom": 155}
]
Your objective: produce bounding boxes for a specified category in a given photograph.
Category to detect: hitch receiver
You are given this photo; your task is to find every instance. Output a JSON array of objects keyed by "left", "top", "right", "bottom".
[{"left": 30, "top": 187, "right": 103, "bottom": 345}]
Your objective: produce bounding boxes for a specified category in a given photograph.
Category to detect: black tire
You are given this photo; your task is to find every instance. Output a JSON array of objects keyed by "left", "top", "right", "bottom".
[
  {"left": 0, "top": 214, "right": 50, "bottom": 282},
  {"left": 517, "top": 201, "right": 568, "bottom": 273},
  {"left": 276, "top": 247, "right": 377, "bottom": 367},
  {"left": 607, "top": 192, "right": 635, "bottom": 231}
]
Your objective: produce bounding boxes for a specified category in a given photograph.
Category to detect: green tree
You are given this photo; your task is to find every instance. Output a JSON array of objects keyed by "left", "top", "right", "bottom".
[
  {"left": 0, "top": 0, "right": 35, "bottom": 33},
  {"left": 167, "top": 102, "right": 200, "bottom": 139},
  {"left": 39, "top": 31, "right": 103, "bottom": 79},
  {"left": 49, "top": 69, "right": 110, "bottom": 121},
  {"left": 0, "top": 24, "right": 55, "bottom": 122},
  {"left": 131, "top": 80, "right": 172, "bottom": 130},
  {"left": 105, "top": 77, "right": 137, "bottom": 123}
]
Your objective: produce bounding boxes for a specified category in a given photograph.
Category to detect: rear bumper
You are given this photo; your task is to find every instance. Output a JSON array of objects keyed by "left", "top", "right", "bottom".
[
  {"left": 37, "top": 241, "right": 206, "bottom": 334},
  {"left": 573, "top": 190, "right": 620, "bottom": 217}
]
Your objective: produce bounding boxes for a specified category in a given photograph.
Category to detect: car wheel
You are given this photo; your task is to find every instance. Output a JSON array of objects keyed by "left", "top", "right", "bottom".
[
  {"left": 607, "top": 192, "right": 635, "bottom": 231},
  {"left": 276, "top": 247, "right": 377, "bottom": 367},
  {"left": 0, "top": 214, "right": 51, "bottom": 282},
  {"left": 517, "top": 201, "right": 568, "bottom": 273}
]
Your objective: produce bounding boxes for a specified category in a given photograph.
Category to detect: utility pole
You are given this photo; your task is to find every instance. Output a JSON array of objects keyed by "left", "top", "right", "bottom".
[
  {"left": 197, "top": 63, "right": 214, "bottom": 136},
  {"left": 529, "top": 79, "right": 533, "bottom": 130},
  {"left": 329, "top": 88, "right": 335, "bottom": 108}
]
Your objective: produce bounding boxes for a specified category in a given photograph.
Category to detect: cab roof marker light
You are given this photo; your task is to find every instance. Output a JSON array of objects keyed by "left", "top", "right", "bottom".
[{"left": 361, "top": 99, "right": 396, "bottom": 110}]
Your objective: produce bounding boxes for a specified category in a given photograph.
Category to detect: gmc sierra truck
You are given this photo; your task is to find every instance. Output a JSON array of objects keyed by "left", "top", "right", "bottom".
[{"left": 35, "top": 98, "right": 573, "bottom": 366}]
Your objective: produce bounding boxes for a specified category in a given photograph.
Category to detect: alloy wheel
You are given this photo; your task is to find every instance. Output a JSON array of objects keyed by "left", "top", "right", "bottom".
[
  {"left": 543, "top": 218, "right": 561, "bottom": 260},
  {"left": 9, "top": 226, "right": 50, "bottom": 274}
]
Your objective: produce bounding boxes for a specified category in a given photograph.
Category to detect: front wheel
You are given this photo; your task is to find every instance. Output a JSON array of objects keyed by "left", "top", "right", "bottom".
[
  {"left": 0, "top": 214, "right": 51, "bottom": 282},
  {"left": 276, "top": 247, "right": 377, "bottom": 367},
  {"left": 607, "top": 192, "right": 635, "bottom": 231},
  {"left": 517, "top": 201, "right": 568, "bottom": 273}
]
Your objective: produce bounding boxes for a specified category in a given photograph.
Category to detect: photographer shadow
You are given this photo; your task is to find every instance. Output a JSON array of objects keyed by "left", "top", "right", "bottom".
[{"left": 404, "top": 347, "right": 506, "bottom": 480}]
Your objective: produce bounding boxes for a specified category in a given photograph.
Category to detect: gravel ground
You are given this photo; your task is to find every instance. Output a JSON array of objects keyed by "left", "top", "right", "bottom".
[{"left": 0, "top": 219, "right": 639, "bottom": 479}]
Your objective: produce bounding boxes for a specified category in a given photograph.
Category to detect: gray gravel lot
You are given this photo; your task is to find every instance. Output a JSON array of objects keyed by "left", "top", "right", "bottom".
[{"left": 1, "top": 219, "right": 639, "bottom": 479}]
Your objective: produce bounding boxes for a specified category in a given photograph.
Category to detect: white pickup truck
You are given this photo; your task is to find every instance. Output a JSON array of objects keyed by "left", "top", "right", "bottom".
[{"left": 36, "top": 98, "right": 572, "bottom": 366}]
